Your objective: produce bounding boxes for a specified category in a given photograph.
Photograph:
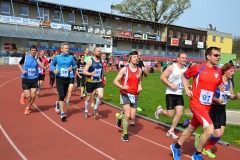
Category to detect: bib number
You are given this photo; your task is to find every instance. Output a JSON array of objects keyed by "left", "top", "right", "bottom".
[
  {"left": 220, "top": 91, "right": 231, "bottom": 105},
  {"left": 38, "top": 67, "right": 43, "bottom": 74},
  {"left": 178, "top": 83, "right": 184, "bottom": 89},
  {"left": 28, "top": 68, "right": 36, "bottom": 76},
  {"left": 127, "top": 93, "right": 135, "bottom": 104},
  {"left": 60, "top": 68, "right": 68, "bottom": 77},
  {"left": 199, "top": 89, "right": 214, "bottom": 105}
]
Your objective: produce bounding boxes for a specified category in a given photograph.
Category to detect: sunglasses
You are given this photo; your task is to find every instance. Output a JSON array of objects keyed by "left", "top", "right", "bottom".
[{"left": 211, "top": 54, "right": 221, "bottom": 57}]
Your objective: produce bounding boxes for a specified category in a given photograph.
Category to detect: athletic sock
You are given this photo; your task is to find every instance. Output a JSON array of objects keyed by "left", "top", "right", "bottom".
[
  {"left": 84, "top": 101, "right": 89, "bottom": 113},
  {"left": 195, "top": 151, "right": 201, "bottom": 155},
  {"left": 37, "top": 86, "right": 42, "bottom": 94},
  {"left": 123, "top": 119, "right": 128, "bottom": 134},
  {"left": 205, "top": 135, "right": 220, "bottom": 150},
  {"left": 94, "top": 97, "right": 101, "bottom": 110},
  {"left": 175, "top": 143, "right": 181, "bottom": 149}
]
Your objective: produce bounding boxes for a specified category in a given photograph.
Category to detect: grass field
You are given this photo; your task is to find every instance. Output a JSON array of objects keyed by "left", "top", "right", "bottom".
[{"left": 103, "top": 68, "right": 240, "bottom": 146}]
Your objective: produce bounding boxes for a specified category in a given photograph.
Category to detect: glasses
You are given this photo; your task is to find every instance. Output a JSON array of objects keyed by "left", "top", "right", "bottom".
[{"left": 211, "top": 54, "right": 221, "bottom": 57}]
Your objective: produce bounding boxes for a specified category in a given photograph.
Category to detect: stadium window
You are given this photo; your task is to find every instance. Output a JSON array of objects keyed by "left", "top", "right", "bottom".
[
  {"left": 113, "top": 41, "right": 117, "bottom": 47},
  {"left": 106, "top": 45, "right": 111, "bottom": 48},
  {"left": 182, "top": 32, "right": 187, "bottom": 40},
  {"left": 38, "top": 9, "right": 49, "bottom": 21},
  {"left": 132, "top": 42, "right": 137, "bottom": 49},
  {"left": 190, "top": 34, "right": 194, "bottom": 41},
  {"left": 20, "top": 5, "right": 28, "bottom": 17},
  {"left": 212, "top": 36, "right": 216, "bottom": 42},
  {"left": 128, "top": 22, "right": 132, "bottom": 32},
  {"left": 82, "top": 15, "right": 88, "bottom": 25},
  {"left": 96, "top": 44, "right": 101, "bottom": 47},
  {"left": 101, "top": 44, "right": 104, "bottom": 47},
  {"left": 146, "top": 25, "right": 150, "bottom": 35},
  {"left": 117, "top": 21, "right": 122, "bottom": 30},
  {"left": 220, "top": 37, "right": 224, "bottom": 43},
  {"left": 154, "top": 44, "right": 158, "bottom": 51},
  {"left": 94, "top": 17, "right": 100, "bottom": 26},
  {"left": 68, "top": 13, "right": 75, "bottom": 24},
  {"left": 1, "top": 2, "right": 10, "bottom": 15},
  {"left": 106, "top": 19, "right": 111, "bottom": 28},
  {"left": 137, "top": 24, "right": 142, "bottom": 33},
  {"left": 162, "top": 45, "right": 166, "bottom": 51},
  {"left": 196, "top": 34, "right": 200, "bottom": 42},
  {"left": 176, "top": 31, "right": 181, "bottom": 39},
  {"left": 168, "top": 30, "right": 173, "bottom": 38},
  {"left": 146, "top": 43, "right": 150, "bottom": 50},
  {"left": 138, "top": 43, "right": 143, "bottom": 49},
  {"left": 53, "top": 10, "right": 61, "bottom": 22}
]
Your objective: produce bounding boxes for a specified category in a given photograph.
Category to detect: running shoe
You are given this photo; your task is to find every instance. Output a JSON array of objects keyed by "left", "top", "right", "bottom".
[
  {"left": 191, "top": 152, "right": 203, "bottom": 160},
  {"left": 66, "top": 101, "right": 70, "bottom": 107},
  {"left": 115, "top": 113, "right": 122, "bottom": 127},
  {"left": 202, "top": 149, "right": 216, "bottom": 158},
  {"left": 121, "top": 134, "right": 129, "bottom": 142},
  {"left": 20, "top": 93, "right": 26, "bottom": 105},
  {"left": 170, "top": 144, "right": 180, "bottom": 160},
  {"left": 155, "top": 105, "right": 163, "bottom": 119},
  {"left": 137, "top": 107, "right": 143, "bottom": 112},
  {"left": 61, "top": 112, "right": 66, "bottom": 121},
  {"left": 24, "top": 108, "right": 30, "bottom": 115},
  {"left": 94, "top": 109, "right": 99, "bottom": 119},
  {"left": 194, "top": 134, "right": 200, "bottom": 149},
  {"left": 84, "top": 112, "right": 88, "bottom": 119},
  {"left": 55, "top": 101, "right": 60, "bottom": 113},
  {"left": 167, "top": 130, "right": 178, "bottom": 139},
  {"left": 130, "top": 120, "right": 135, "bottom": 126}
]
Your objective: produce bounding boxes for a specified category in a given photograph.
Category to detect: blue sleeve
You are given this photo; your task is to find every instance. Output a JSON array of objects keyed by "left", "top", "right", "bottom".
[
  {"left": 71, "top": 57, "right": 76, "bottom": 70},
  {"left": 50, "top": 56, "right": 57, "bottom": 71}
]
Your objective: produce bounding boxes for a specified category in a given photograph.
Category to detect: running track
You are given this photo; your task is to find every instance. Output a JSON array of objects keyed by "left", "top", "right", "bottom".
[{"left": 0, "top": 65, "right": 239, "bottom": 160}]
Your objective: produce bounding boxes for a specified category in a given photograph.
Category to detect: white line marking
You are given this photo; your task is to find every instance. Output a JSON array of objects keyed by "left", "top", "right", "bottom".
[
  {"left": 0, "top": 73, "right": 19, "bottom": 77},
  {"left": 0, "top": 124, "right": 27, "bottom": 160},
  {"left": 33, "top": 104, "right": 116, "bottom": 160},
  {"left": 228, "top": 146, "right": 240, "bottom": 152},
  {"left": 0, "top": 77, "right": 20, "bottom": 88}
]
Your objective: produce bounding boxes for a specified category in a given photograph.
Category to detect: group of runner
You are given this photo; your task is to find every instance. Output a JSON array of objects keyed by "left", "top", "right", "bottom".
[{"left": 18, "top": 45, "right": 239, "bottom": 159}]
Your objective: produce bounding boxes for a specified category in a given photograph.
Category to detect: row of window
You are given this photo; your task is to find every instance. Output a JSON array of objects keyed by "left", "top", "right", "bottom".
[
  {"left": 212, "top": 36, "right": 224, "bottom": 43},
  {"left": 1, "top": 2, "right": 157, "bottom": 34},
  {"left": 168, "top": 29, "right": 206, "bottom": 42}
]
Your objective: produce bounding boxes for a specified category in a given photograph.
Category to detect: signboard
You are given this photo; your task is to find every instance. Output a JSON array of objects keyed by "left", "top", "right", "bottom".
[
  {"left": 71, "top": 25, "right": 87, "bottom": 32},
  {"left": 4, "top": 43, "right": 17, "bottom": 51},
  {"left": 106, "top": 29, "right": 112, "bottom": 36},
  {"left": 40, "top": 20, "right": 51, "bottom": 27},
  {"left": 51, "top": 23, "right": 71, "bottom": 30},
  {"left": 142, "top": 34, "right": 148, "bottom": 40},
  {"left": 185, "top": 40, "right": 192, "bottom": 45},
  {"left": 156, "top": 36, "right": 161, "bottom": 41},
  {"left": 0, "top": 15, "right": 39, "bottom": 27},
  {"left": 133, "top": 33, "right": 142, "bottom": 38},
  {"left": 9, "top": 57, "right": 21, "bottom": 65},
  {"left": 119, "top": 31, "right": 132, "bottom": 37},
  {"left": 147, "top": 35, "right": 156, "bottom": 40},
  {"left": 170, "top": 38, "right": 179, "bottom": 46},
  {"left": 197, "top": 42, "right": 204, "bottom": 48}
]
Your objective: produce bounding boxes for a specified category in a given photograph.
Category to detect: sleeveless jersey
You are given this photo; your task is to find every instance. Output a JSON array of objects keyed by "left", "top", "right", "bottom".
[
  {"left": 38, "top": 56, "right": 49, "bottom": 75},
  {"left": 120, "top": 65, "right": 141, "bottom": 96},
  {"left": 166, "top": 63, "right": 187, "bottom": 95},
  {"left": 21, "top": 54, "right": 39, "bottom": 79},
  {"left": 78, "top": 61, "right": 86, "bottom": 75},
  {"left": 86, "top": 58, "right": 103, "bottom": 83}
]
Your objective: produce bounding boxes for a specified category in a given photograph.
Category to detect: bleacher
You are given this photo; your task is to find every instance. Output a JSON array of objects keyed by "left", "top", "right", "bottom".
[{"left": 37, "top": 45, "right": 84, "bottom": 53}]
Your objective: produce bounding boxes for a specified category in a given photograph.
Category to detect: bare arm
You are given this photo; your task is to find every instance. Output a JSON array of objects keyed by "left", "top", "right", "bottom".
[
  {"left": 83, "top": 59, "right": 95, "bottom": 76},
  {"left": 182, "top": 74, "right": 193, "bottom": 97},
  {"left": 142, "top": 61, "right": 148, "bottom": 77},
  {"left": 113, "top": 67, "right": 128, "bottom": 89},
  {"left": 160, "top": 65, "right": 178, "bottom": 90}
]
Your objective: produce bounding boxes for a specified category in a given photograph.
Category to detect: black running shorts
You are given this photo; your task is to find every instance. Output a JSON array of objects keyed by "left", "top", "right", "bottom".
[
  {"left": 69, "top": 78, "right": 74, "bottom": 84},
  {"left": 22, "top": 78, "right": 38, "bottom": 90},
  {"left": 209, "top": 104, "right": 226, "bottom": 129},
  {"left": 86, "top": 82, "right": 102, "bottom": 93},
  {"left": 166, "top": 94, "right": 184, "bottom": 110},
  {"left": 38, "top": 74, "right": 45, "bottom": 81}
]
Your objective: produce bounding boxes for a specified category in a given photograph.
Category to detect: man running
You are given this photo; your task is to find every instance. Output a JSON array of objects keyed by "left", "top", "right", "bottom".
[
  {"left": 83, "top": 47, "right": 106, "bottom": 119},
  {"left": 18, "top": 45, "right": 44, "bottom": 115},
  {"left": 170, "top": 47, "right": 225, "bottom": 160},
  {"left": 50, "top": 43, "right": 76, "bottom": 121},
  {"left": 155, "top": 52, "right": 187, "bottom": 139},
  {"left": 76, "top": 55, "right": 86, "bottom": 99},
  {"left": 114, "top": 51, "right": 142, "bottom": 142},
  {"left": 37, "top": 50, "right": 49, "bottom": 97},
  {"left": 48, "top": 53, "right": 56, "bottom": 88}
]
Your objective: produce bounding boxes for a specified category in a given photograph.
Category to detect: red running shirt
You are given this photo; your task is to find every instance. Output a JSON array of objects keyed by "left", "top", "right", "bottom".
[
  {"left": 183, "top": 64, "right": 222, "bottom": 108},
  {"left": 38, "top": 57, "right": 49, "bottom": 75},
  {"left": 120, "top": 65, "right": 141, "bottom": 96}
]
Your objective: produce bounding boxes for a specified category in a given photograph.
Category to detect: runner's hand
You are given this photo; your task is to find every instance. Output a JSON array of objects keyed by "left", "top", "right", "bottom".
[
  {"left": 185, "top": 88, "right": 193, "bottom": 97},
  {"left": 53, "top": 70, "right": 58, "bottom": 74},
  {"left": 218, "top": 84, "right": 225, "bottom": 91},
  {"left": 68, "top": 67, "right": 73, "bottom": 72},
  {"left": 21, "top": 70, "right": 27, "bottom": 74}
]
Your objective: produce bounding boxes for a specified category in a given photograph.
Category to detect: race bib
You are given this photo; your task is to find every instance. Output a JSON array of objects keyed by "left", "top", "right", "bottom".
[
  {"left": 79, "top": 67, "right": 84, "bottom": 74},
  {"left": 69, "top": 71, "right": 74, "bottom": 77},
  {"left": 28, "top": 68, "right": 36, "bottom": 76},
  {"left": 178, "top": 82, "right": 184, "bottom": 89},
  {"left": 220, "top": 91, "right": 231, "bottom": 105},
  {"left": 127, "top": 93, "right": 135, "bottom": 104},
  {"left": 199, "top": 89, "right": 214, "bottom": 105},
  {"left": 38, "top": 67, "right": 43, "bottom": 74},
  {"left": 94, "top": 68, "right": 102, "bottom": 78},
  {"left": 60, "top": 68, "right": 68, "bottom": 77}
]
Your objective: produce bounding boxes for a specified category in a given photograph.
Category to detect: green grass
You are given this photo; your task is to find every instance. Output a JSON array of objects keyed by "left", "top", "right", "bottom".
[{"left": 104, "top": 69, "right": 240, "bottom": 146}]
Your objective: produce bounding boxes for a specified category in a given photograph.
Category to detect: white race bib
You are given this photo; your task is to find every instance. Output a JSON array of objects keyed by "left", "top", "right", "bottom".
[
  {"left": 28, "top": 68, "right": 36, "bottom": 76},
  {"left": 38, "top": 67, "right": 43, "bottom": 74},
  {"left": 127, "top": 93, "right": 135, "bottom": 104},
  {"left": 178, "top": 82, "right": 184, "bottom": 89},
  {"left": 220, "top": 91, "right": 231, "bottom": 105},
  {"left": 94, "top": 68, "right": 102, "bottom": 78},
  {"left": 199, "top": 89, "right": 214, "bottom": 105},
  {"left": 60, "top": 68, "right": 68, "bottom": 77}
]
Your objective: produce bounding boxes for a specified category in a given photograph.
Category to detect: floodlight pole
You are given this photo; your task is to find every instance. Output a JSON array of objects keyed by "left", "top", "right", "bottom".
[{"left": 10, "top": 0, "right": 18, "bottom": 31}]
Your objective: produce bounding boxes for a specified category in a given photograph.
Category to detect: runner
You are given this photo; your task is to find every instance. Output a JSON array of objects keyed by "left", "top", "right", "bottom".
[
  {"left": 114, "top": 51, "right": 142, "bottom": 142},
  {"left": 50, "top": 43, "right": 76, "bottom": 121},
  {"left": 109, "top": 57, "right": 114, "bottom": 70},
  {"left": 83, "top": 47, "right": 106, "bottom": 119},
  {"left": 37, "top": 50, "right": 49, "bottom": 97},
  {"left": 76, "top": 55, "right": 86, "bottom": 99},
  {"left": 195, "top": 62, "right": 240, "bottom": 158},
  {"left": 155, "top": 52, "right": 187, "bottom": 139},
  {"left": 170, "top": 46, "right": 225, "bottom": 160},
  {"left": 48, "top": 53, "right": 56, "bottom": 88},
  {"left": 18, "top": 45, "right": 44, "bottom": 115}
]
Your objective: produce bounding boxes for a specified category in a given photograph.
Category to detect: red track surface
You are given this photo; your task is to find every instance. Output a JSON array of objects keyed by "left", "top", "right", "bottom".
[{"left": 0, "top": 65, "right": 240, "bottom": 160}]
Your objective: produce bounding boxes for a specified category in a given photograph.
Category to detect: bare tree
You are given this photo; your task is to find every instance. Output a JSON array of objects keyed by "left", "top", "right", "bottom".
[{"left": 115, "top": 0, "right": 191, "bottom": 24}]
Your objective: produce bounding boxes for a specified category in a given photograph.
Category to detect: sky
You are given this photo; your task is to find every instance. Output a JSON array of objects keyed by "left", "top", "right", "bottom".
[{"left": 43, "top": 0, "right": 240, "bottom": 37}]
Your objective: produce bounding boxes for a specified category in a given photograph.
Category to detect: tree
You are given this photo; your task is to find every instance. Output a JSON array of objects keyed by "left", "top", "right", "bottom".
[
  {"left": 115, "top": 0, "right": 191, "bottom": 24},
  {"left": 233, "top": 36, "right": 240, "bottom": 58}
]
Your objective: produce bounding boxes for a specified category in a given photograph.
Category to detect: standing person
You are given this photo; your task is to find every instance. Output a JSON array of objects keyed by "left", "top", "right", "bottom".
[
  {"left": 18, "top": 45, "right": 44, "bottom": 115},
  {"left": 115, "top": 56, "right": 120, "bottom": 71},
  {"left": 76, "top": 55, "right": 86, "bottom": 99},
  {"left": 114, "top": 51, "right": 142, "bottom": 141},
  {"left": 155, "top": 52, "right": 187, "bottom": 139},
  {"left": 101, "top": 52, "right": 108, "bottom": 88},
  {"left": 83, "top": 47, "right": 106, "bottom": 119},
  {"left": 195, "top": 63, "right": 240, "bottom": 158},
  {"left": 170, "top": 47, "right": 225, "bottom": 160},
  {"left": 228, "top": 60, "right": 234, "bottom": 88},
  {"left": 65, "top": 52, "right": 77, "bottom": 106},
  {"left": 37, "top": 50, "right": 49, "bottom": 97},
  {"left": 84, "top": 48, "right": 92, "bottom": 63},
  {"left": 50, "top": 43, "right": 76, "bottom": 121},
  {"left": 109, "top": 57, "right": 114, "bottom": 70},
  {"left": 48, "top": 53, "right": 56, "bottom": 88}
]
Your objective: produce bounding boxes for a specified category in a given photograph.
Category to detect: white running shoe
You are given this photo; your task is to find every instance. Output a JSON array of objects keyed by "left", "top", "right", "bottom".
[
  {"left": 55, "top": 101, "right": 60, "bottom": 113},
  {"left": 155, "top": 105, "right": 163, "bottom": 119},
  {"left": 130, "top": 120, "right": 135, "bottom": 126},
  {"left": 167, "top": 130, "right": 178, "bottom": 139}
]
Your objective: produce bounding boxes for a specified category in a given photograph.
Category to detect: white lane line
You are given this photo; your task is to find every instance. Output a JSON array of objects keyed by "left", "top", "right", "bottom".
[
  {"left": 228, "top": 146, "right": 240, "bottom": 152},
  {"left": 0, "top": 124, "right": 27, "bottom": 160},
  {"left": 0, "top": 73, "right": 19, "bottom": 77},
  {"left": 0, "top": 77, "right": 20, "bottom": 87},
  {"left": 33, "top": 104, "right": 116, "bottom": 160}
]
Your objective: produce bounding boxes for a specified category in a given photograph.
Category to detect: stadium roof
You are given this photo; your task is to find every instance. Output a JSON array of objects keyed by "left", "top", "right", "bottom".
[{"left": 0, "top": 24, "right": 110, "bottom": 45}]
